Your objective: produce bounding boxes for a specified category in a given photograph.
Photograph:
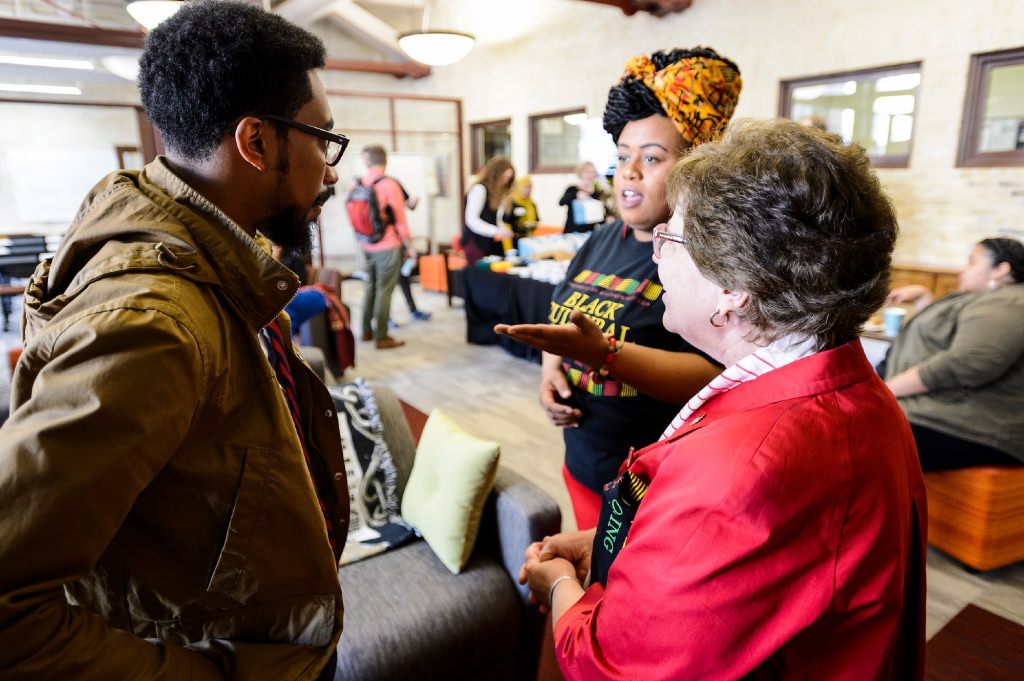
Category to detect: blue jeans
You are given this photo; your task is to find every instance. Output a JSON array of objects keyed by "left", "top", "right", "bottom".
[{"left": 284, "top": 289, "right": 328, "bottom": 330}]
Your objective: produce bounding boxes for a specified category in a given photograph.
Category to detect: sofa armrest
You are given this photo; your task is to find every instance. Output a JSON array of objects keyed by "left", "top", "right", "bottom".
[
  {"left": 482, "top": 467, "right": 562, "bottom": 606},
  {"left": 362, "top": 380, "right": 562, "bottom": 600},
  {"left": 298, "top": 345, "right": 333, "bottom": 384}
]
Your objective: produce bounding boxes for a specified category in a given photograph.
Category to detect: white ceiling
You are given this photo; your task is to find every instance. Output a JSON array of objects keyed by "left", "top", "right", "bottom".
[{"left": 0, "top": 0, "right": 587, "bottom": 96}]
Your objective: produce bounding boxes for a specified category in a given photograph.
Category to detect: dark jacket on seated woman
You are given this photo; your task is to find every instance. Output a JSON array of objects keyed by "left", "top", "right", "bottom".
[{"left": 885, "top": 237, "right": 1024, "bottom": 470}]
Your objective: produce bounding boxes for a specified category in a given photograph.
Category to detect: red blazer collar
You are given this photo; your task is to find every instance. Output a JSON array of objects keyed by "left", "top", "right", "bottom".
[
  {"left": 657, "top": 340, "right": 875, "bottom": 447},
  {"left": 702, "top": 340, "right": 873, "bottom": 416}
]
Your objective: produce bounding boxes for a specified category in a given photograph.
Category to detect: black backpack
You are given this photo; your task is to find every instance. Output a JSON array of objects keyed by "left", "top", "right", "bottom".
[{"left": 345, "top": 176, "right": 392, "bottom": 244}]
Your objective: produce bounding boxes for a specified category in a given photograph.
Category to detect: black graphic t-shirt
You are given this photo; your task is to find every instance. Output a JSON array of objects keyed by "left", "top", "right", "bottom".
[{"left": 549, "top": 221, "right": 699, "bottom": 492}]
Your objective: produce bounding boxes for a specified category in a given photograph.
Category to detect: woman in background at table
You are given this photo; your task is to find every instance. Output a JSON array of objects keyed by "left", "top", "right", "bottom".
[
  {"left": 500, "top": 47, "right": 741, "bottom": 530},
  {"left": 505, "top": 175, "right": 540, "bottom": 247},
  {"left": 885, "top": 236, "right": 1024, "bottom": 470},
  {"left": 559, "top": 161, "right": 609, "bottom": 234},
  {"left": 461, "top": 156, "right": 515, "bottom": 265},
  {"left": 520, "top": 118, "right": 926, "bottom": 681}
]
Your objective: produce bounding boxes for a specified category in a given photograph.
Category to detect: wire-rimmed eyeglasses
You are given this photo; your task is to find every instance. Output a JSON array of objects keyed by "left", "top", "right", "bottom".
[
  {"left": 260, "top": 114, "right": 350, "bottom": 166},
  {"left": 652, "top": 227, "right": 689, "bottom": 259}
]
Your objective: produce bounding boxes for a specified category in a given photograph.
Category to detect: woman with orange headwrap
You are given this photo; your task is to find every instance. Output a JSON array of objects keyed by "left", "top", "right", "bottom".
[{"left": 497, "top": 47, "right": 741, "bottom": 530}]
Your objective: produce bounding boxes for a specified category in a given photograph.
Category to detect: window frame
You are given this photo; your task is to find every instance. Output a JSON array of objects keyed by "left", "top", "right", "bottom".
[
  {"left": 778, "top": 61, "right": 922, "bottom": 168},
  {"left": 957, "top": 46, "right": 1024, "bottom": 168},
  {"left": 528, "top": 107, "right": 585, "bottom": 174},
  {"left": 469, "top": 117, "right": 511, "bottom": 172}
]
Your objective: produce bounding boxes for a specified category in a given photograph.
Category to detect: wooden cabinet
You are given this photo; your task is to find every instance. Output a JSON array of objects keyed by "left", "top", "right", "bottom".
[{"left": 892, "top": 263, "right": 960, "bottom": 297}]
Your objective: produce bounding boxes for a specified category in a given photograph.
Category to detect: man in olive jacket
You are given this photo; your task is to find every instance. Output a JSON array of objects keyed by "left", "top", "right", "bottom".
[{"left": 0, "top": 3, "right": 349, "bottom": 679}]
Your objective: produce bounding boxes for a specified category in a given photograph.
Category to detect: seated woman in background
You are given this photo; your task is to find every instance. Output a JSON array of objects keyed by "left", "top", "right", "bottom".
[
  {"left": 461, "top": 156, "right": 515, "bottom": 264},
  {"left": 885, "top": 237, "right": 1024, "bottom": 470},
  {"left": 559, "top": 161, "right": 609, "bottom": 234},
  {"left": 505, "top": 175, "right": 539, "bottom": 247},
  {"left": 520, "top": 119, "right": 927, "bottom": 680}
]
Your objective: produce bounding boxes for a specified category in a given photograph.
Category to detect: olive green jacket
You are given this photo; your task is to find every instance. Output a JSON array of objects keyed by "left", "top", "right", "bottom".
[
  {"left": 0, "top": 159, "right": 348, "bottom": 679},
  {"left": 886, "top": 283, "right": 1024, "bottom": 461}
]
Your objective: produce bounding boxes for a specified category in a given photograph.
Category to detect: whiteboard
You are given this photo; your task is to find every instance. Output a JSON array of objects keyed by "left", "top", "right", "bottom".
[{"left": 319, "top": 151, "right": 434, "bottom": 259}]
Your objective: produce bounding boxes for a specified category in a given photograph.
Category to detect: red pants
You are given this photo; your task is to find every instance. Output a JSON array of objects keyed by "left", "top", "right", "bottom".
[{"left": 562, "top": 465, "right": 601, "bottom": 531}]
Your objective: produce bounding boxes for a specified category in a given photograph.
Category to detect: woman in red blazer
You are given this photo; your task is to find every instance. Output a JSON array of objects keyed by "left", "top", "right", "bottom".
[{"left": 517, "top": 119, "right": 928, "bottom": 680}]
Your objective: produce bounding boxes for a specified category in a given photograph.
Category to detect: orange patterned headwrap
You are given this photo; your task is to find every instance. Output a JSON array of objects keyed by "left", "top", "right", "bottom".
[{"left": 621, "top": 51, "right": 742, "bottom": 146}]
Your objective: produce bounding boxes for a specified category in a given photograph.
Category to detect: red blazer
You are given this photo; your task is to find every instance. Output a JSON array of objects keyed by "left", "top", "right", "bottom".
[{"left": 556, "top": 341, "right": 927, "bottom": 681}]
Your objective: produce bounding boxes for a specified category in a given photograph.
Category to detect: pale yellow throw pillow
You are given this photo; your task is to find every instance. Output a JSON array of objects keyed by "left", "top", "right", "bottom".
[{"left": 400, "top": 409, "right": 500, "bottom": 574}]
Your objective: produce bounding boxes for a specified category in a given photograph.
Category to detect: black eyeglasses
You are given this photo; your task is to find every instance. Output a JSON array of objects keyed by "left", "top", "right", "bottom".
[
  {"left": 652, "top": 227, "right": 689, "bottom": 259},
  {"left": 259, "top": 114, "right": 350, "bottom": 166}
]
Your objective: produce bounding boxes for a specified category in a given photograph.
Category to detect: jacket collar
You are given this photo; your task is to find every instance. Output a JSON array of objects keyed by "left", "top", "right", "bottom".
[
  {"left": 142, "top": 158, "right": 298, "bottom": 329},
  {"left": 661, "top": 340, "right": 875, "bottom": 445},
  {"left": 44, "top": 158, "right": 298, "bottom": 331}
]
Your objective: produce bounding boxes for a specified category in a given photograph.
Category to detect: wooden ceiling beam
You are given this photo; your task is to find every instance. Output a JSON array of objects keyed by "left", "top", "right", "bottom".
[
  {"left": 0, "top": 17, "right": 144, "bottom": 49},
  {"left": 577, "top": 0, "right": 693, "bottom": 17},
  {"left": 324, "top": 57, "right": 429, "bottom": 79},
  {"left": 0, "top": 14, "right": 430, "bottom": 80}
]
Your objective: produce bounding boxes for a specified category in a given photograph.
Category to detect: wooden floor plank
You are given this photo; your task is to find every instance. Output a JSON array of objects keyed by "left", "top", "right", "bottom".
[{"left": 925, "top": 605, "right": 1024, "bottom": 681}]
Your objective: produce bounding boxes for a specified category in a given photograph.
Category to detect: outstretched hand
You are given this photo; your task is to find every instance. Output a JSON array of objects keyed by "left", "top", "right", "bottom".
[
  {"left": 495, "top": 310, "right": 607, "bottom": 367},
  {"left": 885, "top": 284, "right": 931, "bottom": 305}
]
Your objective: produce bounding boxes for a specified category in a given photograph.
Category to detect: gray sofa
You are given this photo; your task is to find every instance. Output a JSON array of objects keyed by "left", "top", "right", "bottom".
[{"left": 334, "top": 385, "right": 562, "bottom": 681}]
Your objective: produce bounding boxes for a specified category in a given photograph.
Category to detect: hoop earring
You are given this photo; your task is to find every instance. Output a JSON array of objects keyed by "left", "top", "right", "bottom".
[{"left": 709, "top": 310, "right": 728, "bottom": 328}]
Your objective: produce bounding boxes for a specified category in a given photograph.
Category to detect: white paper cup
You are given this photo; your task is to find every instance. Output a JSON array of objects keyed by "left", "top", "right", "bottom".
[{"left": 882, "top": 307, "right": 908, "bottom": 337}]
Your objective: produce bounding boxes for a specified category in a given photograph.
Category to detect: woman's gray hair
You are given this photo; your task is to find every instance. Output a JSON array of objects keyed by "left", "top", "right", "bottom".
[{"left": 666, "top": 118, "right": 898, "bottom": 350}]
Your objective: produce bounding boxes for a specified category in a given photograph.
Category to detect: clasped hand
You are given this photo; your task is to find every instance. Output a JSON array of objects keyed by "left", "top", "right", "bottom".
[{"left": 518, "top": 529, "right": 595, "bottom": 614}]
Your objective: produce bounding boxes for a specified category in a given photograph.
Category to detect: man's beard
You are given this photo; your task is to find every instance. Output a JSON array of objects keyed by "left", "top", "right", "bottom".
[
  {"left": 264, "top": 208, "right": 316, "bottom": 252},
  {"left": 263, "top": 162, "right": 332, "bottom": 252}
]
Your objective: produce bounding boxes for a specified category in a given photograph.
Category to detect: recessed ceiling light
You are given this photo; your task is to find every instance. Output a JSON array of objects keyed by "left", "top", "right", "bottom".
[
  {"left": 0, "top": 83, "right": 82, "bottom": 95},
  {"left": 397, "top": 0, "right": 475, "bottom": 66},
  {"left": 0, "top": 56, "right": 94, "bottom": 70},
  {"left": 101, "top": 56, "right": 141, "bottom": 81},
  {"left": 126, "top": 0, "right": 184, "bottom": 30}
]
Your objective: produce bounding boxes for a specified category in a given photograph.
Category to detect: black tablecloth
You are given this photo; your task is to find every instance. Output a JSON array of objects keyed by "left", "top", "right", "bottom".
[{"left": 462, "top": 266, "right": 556, "bottom": 364}]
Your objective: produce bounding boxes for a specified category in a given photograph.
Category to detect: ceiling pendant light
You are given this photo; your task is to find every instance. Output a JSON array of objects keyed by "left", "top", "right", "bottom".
[
  {"left": 398, "top": 1, "right": 474, "bottom": 67},
  {"left": 126, "top": 0, "right": 184, "bottom": 31}
]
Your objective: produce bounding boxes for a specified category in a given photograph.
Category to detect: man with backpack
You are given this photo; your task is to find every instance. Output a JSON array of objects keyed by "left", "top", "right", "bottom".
[{"left": 347, "top": 145, "right": 416, "bottom": 349}]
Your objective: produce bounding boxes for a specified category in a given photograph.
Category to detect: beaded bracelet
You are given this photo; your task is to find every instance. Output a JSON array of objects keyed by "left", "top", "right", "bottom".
[{"left": 588, "top": 334, "right": 621, "bottom": 384}]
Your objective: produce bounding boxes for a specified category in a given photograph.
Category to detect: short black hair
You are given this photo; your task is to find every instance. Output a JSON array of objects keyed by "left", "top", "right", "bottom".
[
  {"left": 979, "top": 237, "right": 1024, "bottom": 283},
  {"left": 602, "top": 47, "right": 739, "bottom": 143},
  {"left": 138, "top": 0, "right": 327, "bottom": 160}
]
